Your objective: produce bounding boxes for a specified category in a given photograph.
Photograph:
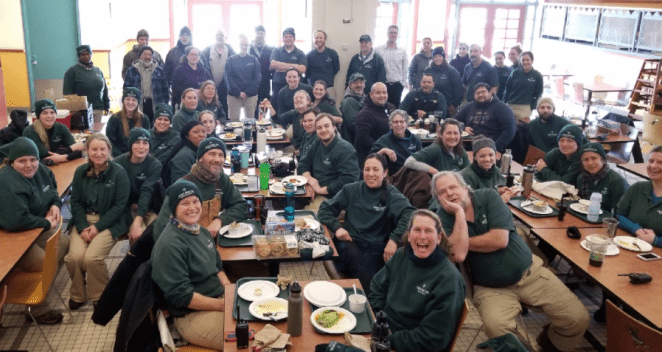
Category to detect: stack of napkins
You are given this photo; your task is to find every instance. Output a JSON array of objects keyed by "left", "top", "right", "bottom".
[{"left": 253, "top": 324, "right": 291, "bottom": 351}]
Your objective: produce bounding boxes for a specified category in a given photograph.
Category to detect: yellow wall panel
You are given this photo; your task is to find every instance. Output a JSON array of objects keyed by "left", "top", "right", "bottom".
[{"left": 0, "top": 51, "right": 30, "bottom": 108}]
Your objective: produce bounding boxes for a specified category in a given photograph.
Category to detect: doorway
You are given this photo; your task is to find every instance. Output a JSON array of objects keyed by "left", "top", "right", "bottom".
[
  {"left": 188, "top": 0, "right": 264, "bottom": 49},
  {"left": 456, "top": 4, "right": 525, "bottom": 57}
]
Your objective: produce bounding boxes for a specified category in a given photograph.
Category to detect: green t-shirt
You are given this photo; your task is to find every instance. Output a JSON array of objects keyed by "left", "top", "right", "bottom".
[
  {"left": 616, "top": 181, "right": 662, "bottom": 237},
  {"left": 113, "top": 153, "right": 163, "bottom": 219},
  {"left": 527, "top": 115, "right": 570, "bottom": 153},
  {"left": 411, "top": 143, "right": 470, "bottom": 172},
  {"left": 106, "top": 113, "right": 151, "bottom": 157},
  {"left": 150, "top": 128, "right": 180, "bottom": 165}
]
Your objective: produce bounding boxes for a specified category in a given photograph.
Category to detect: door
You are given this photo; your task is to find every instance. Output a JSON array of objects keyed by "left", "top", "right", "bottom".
[
  {"left": 188, "top": 0, "right": 264, "bottom": 49},
  {"left": 456, "top": 4, "right": 525, "bottom": 57}
]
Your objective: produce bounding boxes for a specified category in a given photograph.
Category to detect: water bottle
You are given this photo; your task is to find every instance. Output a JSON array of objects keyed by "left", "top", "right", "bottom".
[
  {"left": 587, "top": 192, "right": 602, "bottom": 222},
  {"left": 522, "top": 165, "right": 535, "bottom": 198},
  {"left": 257, "top": 128, "right": 267, "bottom": 154},
  {"left": 287, "top": 282, "right": 303, "bottom": 337},
  {"left": 500, "top": 149, "right": 512, "bottom": 175},
  {"left": 242, "top": 118, "right": 253, "bottom": 148},
  {"left": 284, "top": 182, "right": 295, "bottom": 221},
  {"left": 371, "top": 311, "right": 390, "bottom": 351}
]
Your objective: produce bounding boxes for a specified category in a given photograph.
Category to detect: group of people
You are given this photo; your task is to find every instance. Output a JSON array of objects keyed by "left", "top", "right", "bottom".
[{"left": 3, "top": 23, "right": 661, "bottom": 352}]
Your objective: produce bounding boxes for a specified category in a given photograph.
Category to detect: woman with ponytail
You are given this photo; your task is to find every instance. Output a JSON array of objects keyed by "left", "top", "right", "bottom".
[
  {"left": 318, "top": 153, "right": 415, "bottom": 296},
  {"left": 23, "top": 99, "right": 84, "bottom": 164},
  {"left": 106, "top": 88, "right": 151, "bottom": 157}
]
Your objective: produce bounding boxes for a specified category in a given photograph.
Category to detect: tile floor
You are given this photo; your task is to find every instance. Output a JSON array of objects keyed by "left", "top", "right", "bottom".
[{"left": 0, "top": 162, "right": 647, "bottom": 351}]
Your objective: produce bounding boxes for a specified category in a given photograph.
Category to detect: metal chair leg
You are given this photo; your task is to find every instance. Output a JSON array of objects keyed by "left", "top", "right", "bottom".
[
  {"left": 26, "top": 306, "right": 55, "bottom": 352},
  {"left": 50, "top": 284, "right": 74, "bottom": 323}
]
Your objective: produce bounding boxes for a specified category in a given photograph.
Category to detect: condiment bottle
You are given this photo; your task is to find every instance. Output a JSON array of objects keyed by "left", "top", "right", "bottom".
[{"left": 287, "top": 282, "right": 303, "bottom": 337}]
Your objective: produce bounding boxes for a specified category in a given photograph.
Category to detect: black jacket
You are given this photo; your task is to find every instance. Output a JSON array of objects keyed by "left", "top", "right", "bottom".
[{"left": 0, "top": 110, "right": 28, "bottom": 145}]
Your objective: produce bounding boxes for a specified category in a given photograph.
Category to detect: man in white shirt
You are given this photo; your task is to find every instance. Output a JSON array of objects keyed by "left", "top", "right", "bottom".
[{"left": 375, "top": 25, "right": 408, "bottom": 107}]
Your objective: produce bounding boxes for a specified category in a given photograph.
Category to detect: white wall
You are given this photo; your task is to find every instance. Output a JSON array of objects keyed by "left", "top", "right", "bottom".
[{"left": 0, "top": 0, "right": 25, "bottom": 50}]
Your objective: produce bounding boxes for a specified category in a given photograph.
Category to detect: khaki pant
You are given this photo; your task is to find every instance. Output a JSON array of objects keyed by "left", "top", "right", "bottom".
[
  {"left": 304, "top": 194, "right": 327, "bottom": 212},
  {"left": 227, "top": 95, "right": 258, "bottom": 122},
  {"left": 93, "top": 110, "right": 104, "bottom": 124},
  {"left": 64, "top": 214, "right": 117, "bottom": 303},
  {"left": 508, "top": 103, "right": 532, "bottom": 124},
  {"left": 174, "top": 305, "right": 225, "bottom": 350},
  {"left": 17, "top": 227, "right": 70, "bottom": 316},
  {"left": 473, "top": 255, "right": 590, "bottom": 351}
]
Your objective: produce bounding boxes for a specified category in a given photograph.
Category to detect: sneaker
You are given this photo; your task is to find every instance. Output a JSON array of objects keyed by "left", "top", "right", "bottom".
[
  {"left": 27, "top": 310, "right": 63, "bottom": 325},
  {"left": 536, "top": 324, "right": 563, "bottom": 352},
  {"left": 69, "top": 299, "right": 85, "bottom": 310}
]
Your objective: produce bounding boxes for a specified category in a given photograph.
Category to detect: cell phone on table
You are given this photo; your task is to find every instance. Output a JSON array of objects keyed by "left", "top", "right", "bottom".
[{"left": 637, "top": 253, "right": 661, "bottom": 261}]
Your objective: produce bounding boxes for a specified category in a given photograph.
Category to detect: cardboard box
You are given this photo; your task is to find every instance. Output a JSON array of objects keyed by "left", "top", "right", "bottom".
[
  {"left": 63, "top": 94, "right": 88, "bottom": 111},
  {"left": 56, "top": 99, "right": 70, "bottom": 110}
]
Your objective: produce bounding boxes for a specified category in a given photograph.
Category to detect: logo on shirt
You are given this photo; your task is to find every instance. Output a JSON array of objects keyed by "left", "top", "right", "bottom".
[
  {"left": 105, "top": 180, "right": 115, "bottom": 188},
  {"left": 416, "top": 284, "right": 430, "bottom": 296},
  {"left": 373, "top": 205, "right": 386, "bottom": 211},
  {"left": 476, "top": 72, "right": 484, "bottom": 77},
  {"left": 364, "top": 64, "right": 372, "bottom": 69},
  {"left": 408, "top": 144, "right": 417, "bottom": 151},
  {"left": 290, "top": 56, "right": 298, "bottom": 60},
  {"left": 440, "top": 74, "right": 448, "bottom": 80},
  {"left": 326, "top": 57, "right": 333, "bottom": 63},
  {"left": 323, "top": 157, "right": 331, "bottom": 166},
  {"left": 528, "top": 77, "right": 536, "bottom": 82},
  {"left": 136, "top": 173, "right": 147, "bottom": 180},
  {"left": 42, "top": 185, "right": 51, "bottom": 192},
  {"left": 206, "top": 237, "right": 215, "bottom": 249},
  {"left": 52, "top": 136, "right": 62, "bottom": 143},
  {"left": 657, "top": 210, "right": 662, "bottom": 215},
  {"left": 480, "top": 214, "right": 488, "bottom": 225}
]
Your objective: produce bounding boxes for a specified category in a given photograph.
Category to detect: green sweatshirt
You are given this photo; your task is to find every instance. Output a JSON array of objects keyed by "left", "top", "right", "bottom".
[
  {"left": 169, "top": 145, "right": 197, "bottom": 183},
  {"left": 152, "top": 172, "right": 248, "bottom": 241},
  {"left": 411, "top": 143, "right": 470, "bottom": 172},
  {"left": 150, "top": 128, "right": 180, "bottom": 165},
  {"left": 62, "top": 64, "right": 110, "bottom": 110},
  {"left": 297, "top": 134, "right": 360, "bottom": 196},
  {"left": 316, "top": 101, "right": 341, "bottom": 117},
  {"left": 577, "top": 169, "right": 628, "bottom": 212},
  {"left": 173, "top": 107, "right": 199, "bottom": 133},
  {"left": 318, "top": 182, "right": 414, "bottom": 243},
  {"left": 461, "top": 164, "right": 506, "bottom": 192},
  {"left": 616, "top": 181, "right": 662, "bottom": 238},
  {"left": 527, "top": 114, "right": 571, "bottom": 153},
  {"left": 279, "top": 109, "right": 306, "bottom": 148},
  {"left": 152, "top": 222, "right": 223, "bottom": 313},
  {"left": 339, "top": 94, "right": 363, "bottom": 144},
  {"left": 106, "top": 114, "right": 151, "bottom": 157},
  {"left": 369, "top": 247, "right": 465, "bottom": 352},
  {"left": 113, "top": 153, "right": 163, "bottom": 220},
  {"left": 0, "top": 143, "right": 11, "bottom": 159},
  {"left": 70, "top": 161, "right": 130, "bottom": 238},
  {"left": 437, "top": 188, "right": 532, "bottom": 288},
  {"left": 536, "top": 148, "right": 582, "bottom": 185},
  {"left": 22, "top": 122, "right": 76, "bottom": 159},
  {"left": 0, "top": 164, "right": 60, "bottom": 231},
  {"left": 298, "top": 132, "right": 318, "bottom": 162},
  {"left": 503, "top": 68, "right": 544, "bottom": 109}
]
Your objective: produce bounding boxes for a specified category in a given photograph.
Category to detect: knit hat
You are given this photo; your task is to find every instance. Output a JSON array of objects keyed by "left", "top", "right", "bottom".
[
  {"left": 122, "top": 87, "right": 142, "bottom": 102},
  {"left": 197, "top": 137, "right": 227, "bottom": 160},
  {"left": 557, "top": 124, "right": 584, "bottom": 146},
  {"left": 76, "top": 45, "right": 92, "bottom": 56},
  {"left": 167, "top": 180, "right": 202, "bottom": 215},
  {"left": 537, "top": 97, "right": 555, "bottom": 112},
  {"left": 128, "top": 127, "right": 151, "bottom": 148},
  {"left": 432, "top": 46, "right": 445, "bottom": 58},
  {"left": 154, "top": 103, "right": 173, "bottom": 121},
  {"left": 349, "top": 73, "right": 365, "bottom": 83},
  {"left": 580, "top": 142, "right": 607, "bottom": 161},
  {"left": 180, "top": 120, "right": 204, "bottom": 140},
  {"left": 283, "top": 27, "right": 295, "bottom": 38},
  {"left": 8, "top": 137, "right": 39, "bottom": 162},
  {"left": 255, "top": 25, "right": 266, "bottom": 34},
  {"left": 139, "top": 45, "right": 154, "bottom": 57},
  {"left": 34, "top": 99, "right": 57, "bottom": 119},
  {"left": 472, "top": 135, "right": 496, "bottom": 153},
  {"left": 180, "top": 26, "right": 192, "bottom": 37},
  {"left": 359, "top": 35, "right": 371, "bottom": 42},
  {"left": 136, "top": 29, "right": 149, "bottom": 40}
]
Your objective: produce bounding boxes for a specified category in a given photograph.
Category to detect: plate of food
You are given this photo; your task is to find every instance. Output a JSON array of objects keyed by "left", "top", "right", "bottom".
[
  {"left": 294, "top": 218, "right": 320, "bottom": 232},
  {"left": 580, "top": 235, "right": 620, "bottom": 256},
  {"left": 249, "top": 297, "right": 288, "bottom": 321},
  {"left": 408, "top": 128, "right": 428, "bottom": 139},
  {"left": 231, "top": 173, "right": 248, "bottom": 185},
  {"left": 613, "top": 236, "right": 653, "bottom": 252},
  {"left": 570, "top": 202, "right": 603, "bottom": 215},
  {"left": 269, "top": 182, "right": 297, "bottom": 195},
  {"left": 283, "top": 175, "right": 307, "bottom": 187},
  {"left": 303, "top": 281, "right": 347, "bottom": 307},
  {"left": 266, "top": 128, "right": 286, "bottom": 139},
  {"left": 256, "top": 119, "right": 273, "bottom": 126},
  {"left": 310, "top": 307, "right": 357, "bottom": 334},
  {"left": 521, "top": 200, "right": 553, "bottom": 215},
  {"left": 220, "top": 221, "right": 253, "bottom": 239},
  {"left": 238, "top": 280, "right": 280, "bottom": 301},
  {"left": 227, "top": 121, "right": 243, "bottom": 129},
  {"left": 462, "top": 131, "right": 470, "bottom": 137},
  {"left": 221, "top": 132, "right": 237, "bottom": 141}
]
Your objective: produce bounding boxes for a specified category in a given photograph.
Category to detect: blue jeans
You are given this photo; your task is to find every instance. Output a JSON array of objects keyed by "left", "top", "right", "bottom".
[{"left": 333, "top": 237, "right": 385, "bottom": 297}]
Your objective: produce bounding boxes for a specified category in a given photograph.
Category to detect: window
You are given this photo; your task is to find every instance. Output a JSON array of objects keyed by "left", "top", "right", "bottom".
[
  {"left": 598, "top": 9, "right": 638, "bottom": 48},
  {"left": 639, "top": 12, "right": 662, "bottom": 51},
  {"left": 541, "top": 5, "right": 565, "bottom": 39},
  {"left": 564, "top": 7, "right": 599, "bottom": 43}
]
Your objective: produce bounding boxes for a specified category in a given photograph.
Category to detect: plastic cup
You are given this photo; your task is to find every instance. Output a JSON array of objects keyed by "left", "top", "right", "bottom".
[
  {"left": 587, "top": 235, "right": 609, "bottom": 267},
  {"left": 603, "top": 218, "right": 619, "bottom": 239},
  {"left": 348, "top": 294, "right": 367, "bottom": 314}
]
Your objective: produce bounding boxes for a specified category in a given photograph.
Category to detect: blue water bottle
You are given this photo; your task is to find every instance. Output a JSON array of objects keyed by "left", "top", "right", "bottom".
[{"left": 284, "top": 182, "right": 295, "bottom": 221}]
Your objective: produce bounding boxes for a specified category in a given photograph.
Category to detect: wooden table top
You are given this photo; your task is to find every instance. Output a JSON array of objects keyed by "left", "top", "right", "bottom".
[
  {"left": 587, "top": 133, "right": 637, "bottom": 145},
  {"left": 223, "top": 136, "right": 291, "bottom": 146},
  {"left": 223, "top": 167, "right": 315, "bottom": 200},
  {"left": 583, "top": 82, "right": 632, "bottom": 93},
  {"left": 50, "top": 158, "right": 86, "bottom": 196},
  {"left": 223, "top": 279, "right": 371, "bottom": 352},
  {"left": 509, "top": 190, "right": 603, "bottom": 229},
  {"left": 532, "top": 227, "right": 662, "bottom": 330},
  {"left": 0, "top": 228, "right": 42, "bottom": 284},
  {"left": 617, "top": 163, "right": 648, "bottom": 180}
]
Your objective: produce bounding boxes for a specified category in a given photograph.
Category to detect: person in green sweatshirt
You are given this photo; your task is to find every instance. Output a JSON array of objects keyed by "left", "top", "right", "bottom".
[
  {"left": 461, "top": 136, "right": 519, "bottom": 203},
  {"left": 63, "top": 45, "right": 110, "bottom": 123},
  {"left": 113, "top": 128, "right": 163, "bottom": 244},
  {"left": 576, "top": 142, "right": 628, "bottom": 212},
  {"left": 278, "top": 90, "right": 313, "bottom": 149},
  {"left": 161, "top": 120, "right": 206, "bottom": 187},
  {"left": 65, "top": 133, "right": 130, "bottom": 310},
  {"left": 370, "top": 209, "right": 466, "bottom": 352},
  {"left": 22, "top": 99, "right": 84, "bottom": 164},
  {"left": 173, "top": 88, "right": 201, "bottom": 133},
  {"left": 150, "top": 103, "right": 180, "bottom": 165},
  {"left": 536, "top": 124, "right": 585, "bottom": 185},
  {"left": 0, "top": 137, "right": 70, "bottom": 324},
  {"left": 502, "top": 51, "right": 544, "bottom": 124},
  {"left": 151, "top": 180, "right": 230, "bottom": 351},
  {"left": 311, "top": 80, "right": 342, "bottom": 124},
  {"left": 296, "top": 107, "right": 320, "bottom": 162},
  {"left": 318, "top": 153, "right": 415, "bottom": 295},
  {"left": 106, "top": 88, "right": 151, "bottom": 157},
  {"left": 527, "top": 97, "right": 570, "bottom": 153},
  {"left": 369, "top": 109, "right": 422, "bottom": 176},
  {"left": 298, "top": 113, "right": 360, "bottom": 210},
  {"left": 339, "top": 73, "right": 366, "bottom": 144},
  {"left": 404, "top": 118, "right": 470, "bottom": 176},
  {"left": 152, "top": 137, "right": 247, "bottom": 242}
]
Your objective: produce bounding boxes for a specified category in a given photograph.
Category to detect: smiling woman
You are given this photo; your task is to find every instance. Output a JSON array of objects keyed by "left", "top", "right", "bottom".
[
  {"left": 106, "top": 88, "right": 151, "bottom": 157},
  {"left": 22, "top": 99, "right": 84, "bottom": 164}
]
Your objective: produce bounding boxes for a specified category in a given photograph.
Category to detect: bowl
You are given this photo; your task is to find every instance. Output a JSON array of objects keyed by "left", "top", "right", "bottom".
[
  {"left": 228, "top": 222, "right": 242, "bottom": 237},
  {"left": 531, "top": 200, "right": 548, "bottom": 212}
]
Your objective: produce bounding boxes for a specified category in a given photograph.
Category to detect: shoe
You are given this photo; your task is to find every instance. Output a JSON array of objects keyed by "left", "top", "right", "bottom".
[
  {"left": 69, "top": 299, "right": 85, "bottom": 310},
  {"left": 536, "top": 324, "right": 563, "bottom": 352},
  {"left": 27, "top": 310, "right": 63, "bottom": 325}
]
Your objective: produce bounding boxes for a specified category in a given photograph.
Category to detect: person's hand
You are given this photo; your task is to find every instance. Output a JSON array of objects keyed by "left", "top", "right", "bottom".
[
  {"left": 46, "top": 206, "right": 61, "bottom": 225},
  {"left": 259, "top": 99, "right": 272, "bottom": 109},
  {"left": 46, "top": 216, "right": 59, "bottom": 230},
  {"left": 383, "top": 239, "right": 397, "bottom": 262},
  {"left": 80, "top": 228, "right": 92, "bottom": 243},
  {"left": 636, "top": 229, "right": 656, "bottom": 245},
  {"left": 86, "top": 225, "right": 99, "bottom": 241},
  {"left": 335, "top": 228, "right": 352, "bottom": 241},
  {"left": 417, "top": 110, "right": 426, "bottom": 119},
  {"left": 438, "top": 194, "right": 464, "bottom": 216},
  {"left": 45, "top": 152, "right": 68, "bottom": 164},
  {"left": 536, "top": 159, "right": 547, "bottom": 172},
  {"left": 378, "top": 148, "right": 397, "bottom": 162},
  {"left": 428, "top": 167, "right": 439, "bottom": 176},
  {"left": 500, "top": 188, "right": 514, "bottom": 203},
  {"left": 239, "top": 92, "right": 247, "bottom": 99},
  {"left": 206, "top": 219, "right": 223, "bottom": 239},
  {"left": 128, "top": 220, "right": 143, "bottom": 242},
  {"left": 464, "top": 127, "right": 473, "bottom": 135},
  {"left": 306, "top": 175, "right": 321, "bottom": 190}
]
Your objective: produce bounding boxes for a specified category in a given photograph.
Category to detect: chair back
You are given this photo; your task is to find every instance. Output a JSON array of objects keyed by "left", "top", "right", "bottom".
[
  {"left": 445, "top": 300, "right": 470, "bottom": 352},
  {"left": 41, "top": 220, "right": 63, "bottom": 297},
  {"left": 572, "top": 82, "right": 585, "bottom": 104},
  {"left": 0, "top": 285, "right": 6, "bottom": 321},
  {"left": 606, "top": 300, "right": 662, "bottom": 352},
  {"left": 553, "top": 77, "right": 565, "bottom": 100},
  {"left": 523, "top": 145, "right": 546, "bottom": 166},
  {"left": 604, "top": 121, "right": 640, "bottom": 164}
]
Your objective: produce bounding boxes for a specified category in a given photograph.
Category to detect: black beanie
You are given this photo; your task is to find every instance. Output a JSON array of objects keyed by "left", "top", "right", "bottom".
[
  {"left": 197, "top": 137, "right": 227, "bottom": 160},
  {"left": 8, "top": 137, "right": 39, "bottom": 162},
  {"left": 123, "top": 87, "right": 142, "bottom": 102},
  {"left": 432, "top": 46, "right": 445, "bottom": 58},
  {"left": 154, "top": 103, "right": 173, "bottom": 121},
  {"left": 180, "top": 120, "right": 204, "bottom": 140},
  {"left": 34, "top": 99, "right": 57, "bottom": 119},
  {"left": 128, "top": 127, "right": 151, "bottom": 149},
  {"left": 139, "top": 45, "right": 154, "bottom": 57},
  {"left": 76, "top": 45, "right": 92, "bottom": 56},
  {"left": 167, "top": 180, "right": 202, "bottom": 215},
  {"left": 283, "top": 27, "right": 295, "bottom": 38}
]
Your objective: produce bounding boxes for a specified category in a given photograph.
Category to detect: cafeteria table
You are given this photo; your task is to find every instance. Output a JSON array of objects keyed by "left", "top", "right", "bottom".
[
  {"left": 581, "top": 82, "right": 632, "bottom": 125},
  {"left": 223, "top": 278, "right": 371, "bottom": 352},
  {"left": 617, "top": 163, "right": 648, "bottom": 180}
]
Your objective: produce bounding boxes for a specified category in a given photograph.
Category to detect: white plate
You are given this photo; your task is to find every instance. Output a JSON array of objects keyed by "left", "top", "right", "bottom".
[
  {"left": 408, "top": 128, "right": 428, "bottom": 138},
  {"left": 521, "top": 202, "right": 553, "bottom": 215},
  {"left": 227, "top": 122, "right": 243, "bottom": 128},
  {"left": 462, "top": 131, "right": 470, "bottom": 137},
  {"left": 580, "top": 236, "right": 620, "bottom": 256},
  {"left": 570, "top": 203, "right": 603, "bottom": 215},
  {"left": 269, "top": 182, "right": 298, "bottom": 195},
  {"left": 613, "top": 236, "right": 653, "bottom": 252},
  {"left": 303, "top": 281, "right": 347, "bottom": 307},
  {"left": 238, "top": 280, "right": 280, "bottom": 301},
  {"left": 249, "top": 297, "right": 288, "bottom": 321},
  {"left": 282, "top": 175, "right": 307, "bottom": 187},
  {"left": 231, "top": 174, "right": 248, "bottom": 185},
  {"left": 310, "top": 307, "right": 357, "bottom": 334},
  {"left": 294, "top": 218, "right": 320, "bottom": 232},
  {"left": 256, "top": 120, "right": 272, "bottom": 125},
  {"left": 428, "top": 133, "right": 437, "bottom": 139},
  {"left": 220, "top": 222, "right": 253, "bottom": 239},
  {"left": 221, "top": 133, "right": 238, "bottom": 141}
]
